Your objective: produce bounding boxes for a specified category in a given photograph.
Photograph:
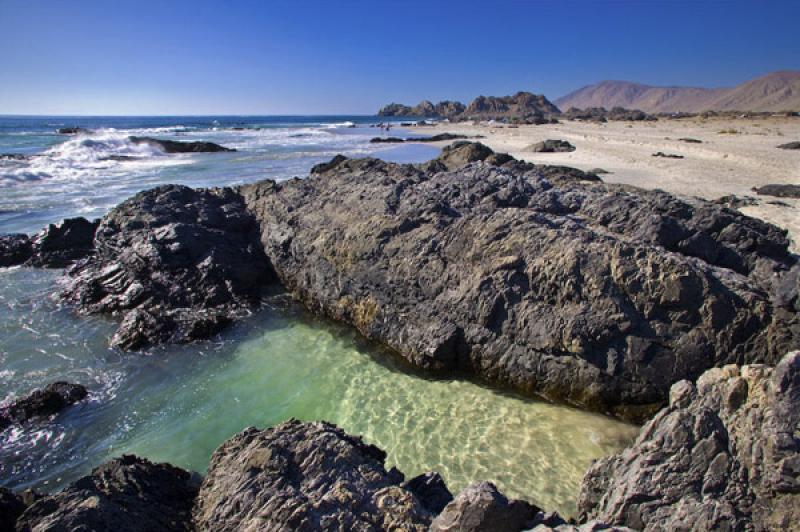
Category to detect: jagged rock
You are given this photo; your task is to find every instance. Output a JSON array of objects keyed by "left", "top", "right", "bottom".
[
  {"left": 0, "top": 234, "right": 33, "bottom": 267},
  {"left": 562, "top": 107, "right": 656, "bottom": 122},
  {"left": 62, "top": 185, "right": 274, "bottom": 349},
  {"left": 401, "top": 472, "right": 454, "bottom": 515},
  {"left": 752, "top": 184, "right": 800, "bottom": 198},
  {"left": 378, "top": 100, "right": 466, "bottom": 118},
  {"left": 242, "top": 144, "right": 797, "bottom": 419},
  {"left": 0, "top": 488, "right": 26, "bottom": 532},
  {"left": 0, "top": 382, "right": 88, "bottom": 431},
  {"left": 531, "top": 520, "right": 636, "bottom": 531},
  {"left": 128, "top": 136, "right": 235, "bottom": 153},
  {"left": 16, "top": 455, "right": 198, "bottom": 532},
  {"left": 578, "top": 351, "right": 800, "bottom": 531},
  {"left": 26, "top": 217, "right": 99, "bottom": 268},
  {"left": 652, "top": 152, "right": 684, "bottom": 159},
  {"left": 56, "top": 127, "right": 91, "bottom": 135},
  {"left": 377, "top": 103, "right": 414, "bottom": 117},
  {"left": 777, "top": 141, "right": 800, "bottom": 149},
  {"left": 430, "top": 481, "right": 539, "bottom": 532},
  {"left": 463, "top": 92, "right": 561, "bottom": 121},
  {"left": 527, "top": 140, "right": 576, "bottom": 153},
  {"left": 194, "top": 419, "right": 438, "bottom": 531},
  {"left": 713, "top": 194, "right": 758, "bottom": 209}
]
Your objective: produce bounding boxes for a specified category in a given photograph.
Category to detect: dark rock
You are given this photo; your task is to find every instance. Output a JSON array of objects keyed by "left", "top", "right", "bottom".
[
  {"left": 416, "top": 133, "right": 471, "bottom": 142},
  {"left": 0, "top": 234, "right": 33, "bottom": 267},
  {"left": 16, "top": 455, "right": 198, "bottom": 531},
  {"left": 56, "top": 127, "right": 91, "bottom": 135},
  {"left": 652, "top": 152, "right": 684, "bottom": 159},
  {"left": 370, "top": 137, "right": 406, "bottom": 143},
  {"left": 26, "top": 217, "right": 99, "bottom": 268},
  {"left": 128, "top": 136, "right": 235, "bottom": 153},
  {"left": 401, "top": 472, "right": 454, "bottom": 514},
  {"left": 579, "top": 351, "right": 800, "bottom": 531},
  {"left": 0, "top": 153, "right": 31, "bottom": 161},
  {"left": 194, "top": 419, "right": 436, "bottom": 531},
  {"left": 777, "top": 141, "right": 800, "bottom": 149},
  {"left": 463, "top": 92, "right": 561, "bottom": 121},
  {"left": 0, "top": 382, "right": 88, "bottom": 431},
  {"left": 62, "top": 185, "right": 274, "bottom": 350},
  {"left": 377, "top": 103, "right": 414, "bottom": 117},
  {"left": 242, "top": 144, "right": 797, "bottom": 419},
  {"left": 589, "top": 168, "right": 611, "bottom": 174},
  {"left": 378, "top": 100, "right": 467, "bottom": 118},
  {"left": 0, "top": 488, "right": 26, "bottom": 532},
  {"left": 767, "top": 200, "right": 792, "bottom": 207},
  {"left": 526, "top": 140, "right": 576, "bottom": 153},
  {"left": 562, "top": 107, "right": 656, "bottom": 122},
  {"left": 712, "top": 194, "right": 758, "bottom": 209},
  {"left": 752, "top": 184, "right": 800, "bottom": 198},
  {"left": 430, "top": 481, "right": 539, "bottom": 532},
  {"left": 678, "top": 137, "right": 703, "bottom": 143}
]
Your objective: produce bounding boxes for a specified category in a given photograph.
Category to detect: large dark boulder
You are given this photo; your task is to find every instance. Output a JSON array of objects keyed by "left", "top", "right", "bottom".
[
  {"left": 0, "top": 234, "right": 33, "bottom": 267},
  {"left": 579, "top": 350, "right": 800, "bottom": 531},
  {"left": 752, "top": 184, "right": 800, "bottom": 198},
  {"left": 430, "top": 482, "right": 539, "bottom": 532},
  {"left": 193, "top": 419, "right": 438, "bottom": 531},
  {"left": 128, "top": 136, "right": 235, "bottom": 153},
  {"left": 56, "top": 127, "right": 91, "bottom": 135},
  {"left": 27, "top": 217, "right": 99, "bottom": 268},
  {"left": 242, "top": 145, "right": 798, "bottom": 419},
  {"left": 62, "top": 185, "right": 274, "bottom": 349},
  {"left": 0, "top": 489, "right": 26, "bottom": 532},
  {"left": 0, "top": 382, "right": 88, "bottom": 431},
  {"left": 777, "top": 141, "right": 800, "bottom": 150},
  {"left": 16, "top": 455, "right": 198, "bottom": 532}
]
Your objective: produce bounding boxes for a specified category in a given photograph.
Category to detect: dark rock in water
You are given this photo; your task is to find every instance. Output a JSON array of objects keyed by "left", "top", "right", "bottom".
[
  {"left": 777, "top": 141, "right": 800, "bottom": 149},
  {"left": 99, "top": 155, "right": 139, "bottom": 162},
  {"left": 579, "top": 351, "right": 800, "bottom": 531},
  {"left": 0, "top": 488, "right": 26, "bottom": 532},
  {"left": 62, "top": 185, "right": 274, "bottom": 350},
  {"left": 242, "top": 144, "right": 797, "bottom": 419},
  {"left": 678, "top": 137, "right": 703, "bottom": 143},
  {"left": 752, "top": 183, "right": 800, "bottom": 198},
  {"left": 0, "top": 234, "right": 33, "bottom": 267},
  {"left": 0, "top": 153, "right": 31, "bottom": 161},
  {"left": 194, "top": 419, "right": 439, "bottom": 531},
  {"left": 56, "top": 127, "right": 91, "bottom": 135},
  {"left": 430, "top": 481, "right": 539, "bottom": 532},
  {"left": 416, "top": 133, "right": 471, "bottom": 142},
  {"left": 527, "top": 139, "right": 576, "bottom": 153},
  {"left": 16, "top": 455, "right": 198, "bottom": 532},
  {"left": 370, "top": 136, "right": 407, "bottom": 143},
  {"left": 713, "top": 194, "right": 758, "bottom": 209},
  {"left": 652, "top": 151, "right": 684, "bottom": 159},
  {"left": 0, "top": 382, "right": 88, "bottom": 430},
  {"left": 402, "top": 472, "right": 454, "bottom": 515},
  {"left": 27, "top": 217, "right": 99, "bottom": 268},
  {"left": 128, "top": 136, "right": 235, "bottom": 153}
]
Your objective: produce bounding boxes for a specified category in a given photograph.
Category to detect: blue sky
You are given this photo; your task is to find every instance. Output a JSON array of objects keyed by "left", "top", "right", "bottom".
[{"left": 1, "top": 0, "right": 798, "bottom": 115}]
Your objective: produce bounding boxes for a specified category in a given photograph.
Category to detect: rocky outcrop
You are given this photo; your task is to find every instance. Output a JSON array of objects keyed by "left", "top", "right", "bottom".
[
  {"left": 0, "top": 234, "right": 33, "bottom": 267},
  {"left": 430, "top": 481, "right": 539, "bottom": 531},
  {"left": 562, "top": 107, "right": 656, "bottom": 122},
  {"left": 0, "top": 218, "right": 98, "bottom": 269},
  {"left": 0, "top": 382, "right": 88, "bottom": 431},
  {"left": 242, "top": 143, "right": 797, "bottom": 419},
  {"left": 128, "top": 136, "right": 235, "bottom": 153},
  {"left": 63, "top": 185, "right": 274, "bottom": 349},
  {"left": 527, "top": 140, "right": 576, "bottom": 153},
  {"left": 579, "top": 350, "right": 800, "bottom": 531},
  {"left": 0, "top": 489, "right": 27, "bottom": 532},
  {"left": 777, "top": 141, "right": 800, "bottom": 149},
  {"left": 16, "top": 455, "right": 198, "bottom": 532},
  {"left": 377, "top": 100, "right": 466, "bottom": 118},
  {"left": 194, "top": 419, "right": 437, "bottom": 531},
  {"left": 752, "top": 184, "right": 800, "bottom": 198},
  {"left": 370, "top": 134, "right": 474, "bottom": 144},
  {"left": 56, "top": 127, "right": 91, "bottom": 135},
  {"left": 378, "top": 92, "right": 558, "bottom": 121}
]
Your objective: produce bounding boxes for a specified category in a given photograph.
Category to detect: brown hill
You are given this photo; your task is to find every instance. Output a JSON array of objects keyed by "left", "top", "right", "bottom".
[{"left": 555, "top": 71, "right": 800, "bottom": 113}]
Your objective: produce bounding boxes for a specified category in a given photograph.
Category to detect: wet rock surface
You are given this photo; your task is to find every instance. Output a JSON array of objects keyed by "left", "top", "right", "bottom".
[
  {"left": 15, "top": 455, "right": 198, "bottom": 532},
  {"left": 193, "top": 419, "right": 436, "bottom": 531},
  {"left": 579, "top": 351, "right": 800, "bottom": 531},
  {"left": 0, "top": 382, "right": 88, "bottom": 431},
  {"left": 752, "top": 183, "right": 800, "bottom": 198},
  {"left": 62, "top": 185, "right": 274, "bottom": 349},
  {"left": 0, "top": 234, "right": 33, "bottom": 267},
  {"left": 527, "top": 139, "right": 576, "bottom": 152},
  {"left": 243, "top": 143, "right": 798, "bottom": 419},
  {"left": 430, "top": 481, "right": 539, "bottom": 532},
  {"left": 128, "top": 136, "right": 235, "bottom": 153},
  {"left": 0, "top": 218, "right": 98, "bottom": 269}
]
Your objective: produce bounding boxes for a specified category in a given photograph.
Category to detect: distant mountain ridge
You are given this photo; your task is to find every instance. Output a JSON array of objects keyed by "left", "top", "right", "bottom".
[{"left": 555, "top": 71, "right": 800, "bottom": 113}]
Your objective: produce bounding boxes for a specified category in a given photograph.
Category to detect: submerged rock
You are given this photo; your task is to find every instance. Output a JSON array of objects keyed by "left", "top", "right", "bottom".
[
  {"left": 16, "top": 455, "right": 198, "bottom": 532},
  {"left": 128, "top": 136, "right": 236, "bottom": 153},
  {"left": 752, "top": 183, "right": 800, "bottom": 198},
  {"left": 579, "top": 351, "right": 800, "bottom": 531},
  {"left": 0, "top": 382, "right": 88, "bottom": 431},
  {"left": 63, "top": 185, "right": 274, "bottom": 349},
  {"left": 194, "top": 419, "right": 438, "bottom": 531},
  {"left": 430, "top": 481, "right": 539, "bottom": 532},
  {"left": 243, "top": 144, "right": 797, "bottom": 419},
  {"left": 527, "top": 140, "right": 576, "bottom": 153}
]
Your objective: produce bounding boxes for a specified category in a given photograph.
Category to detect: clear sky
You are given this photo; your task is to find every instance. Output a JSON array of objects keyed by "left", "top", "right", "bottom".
[{"left": 1, "top": 0, "right": 798, "bottom": 115}]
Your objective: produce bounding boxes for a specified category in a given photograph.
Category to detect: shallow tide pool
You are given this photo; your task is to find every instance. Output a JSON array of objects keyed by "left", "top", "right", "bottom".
[{"left": 0, "top": 267, "right": 639, "bottom": 517}]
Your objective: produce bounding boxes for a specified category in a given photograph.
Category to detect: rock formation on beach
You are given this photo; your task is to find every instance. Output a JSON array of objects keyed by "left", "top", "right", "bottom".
[
  {"left": 62, "top": 185, "right": 274, "bottom": 349},
  {"left": 752, "top": 184, "right": 800, "bottom": 198},
  {"left": 561, "top": 107, "right": 656, "bottom": 122},
  {"left": 526, "top": 139, "right": 576, "bottom": 152},
  {"left": 128, "top": 136, "right": 236, "bottom": 153},
  {"left": 378, "top": 100, "right": 466, "bottom": 118},
  {"left": 0, "top": 382, "right": 88, "bottom": 431},
  {"left": 378, "top": 92, "right": 560, "bottom": 122},
  {"left": 777, "top": 141, "right": 800, "bottom": 149}
]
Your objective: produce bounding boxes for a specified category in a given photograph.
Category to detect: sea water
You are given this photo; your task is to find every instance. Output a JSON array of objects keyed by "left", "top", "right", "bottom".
[{"left": 0, "top": 116, "right": 638, "bottom": 516}]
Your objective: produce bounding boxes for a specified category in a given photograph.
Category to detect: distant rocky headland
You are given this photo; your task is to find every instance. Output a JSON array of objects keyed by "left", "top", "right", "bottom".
[
  {"left": 378, "top": 91, "right": 561, "bottom": 123},
  {"left": 2, "top": 142, "right": 799, "bottom": 530}
]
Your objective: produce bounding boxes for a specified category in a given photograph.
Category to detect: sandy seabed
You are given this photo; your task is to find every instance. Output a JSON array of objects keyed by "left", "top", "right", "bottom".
[{"left": 414, "top": 117, "right": 800, "bottom": 251}]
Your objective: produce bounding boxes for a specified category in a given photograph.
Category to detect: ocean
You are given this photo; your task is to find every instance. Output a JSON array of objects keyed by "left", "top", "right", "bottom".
[{"left": 0, "top": 115, "right": 637, "bottom": 516}]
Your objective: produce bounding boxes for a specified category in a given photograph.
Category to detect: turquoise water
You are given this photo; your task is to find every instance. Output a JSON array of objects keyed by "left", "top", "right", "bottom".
[{"left": 0, "top": 116, "right": 639, "bottom": 516}]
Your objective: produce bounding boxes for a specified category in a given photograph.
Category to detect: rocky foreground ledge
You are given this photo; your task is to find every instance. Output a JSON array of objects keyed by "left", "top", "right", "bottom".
[
  {"left": 3, "top": 352, "right": 799, "bottom": 531},
  {"left": 1, "top": 142, "right": 798, "bottom": 419}
]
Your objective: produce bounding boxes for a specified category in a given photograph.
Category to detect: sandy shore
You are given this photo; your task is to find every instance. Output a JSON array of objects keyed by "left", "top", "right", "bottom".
[{"left": 413, "top": 117, "right": 800, "bottom": 251}]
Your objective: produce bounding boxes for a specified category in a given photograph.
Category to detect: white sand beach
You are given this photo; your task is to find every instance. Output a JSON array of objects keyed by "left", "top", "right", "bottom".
[{"left": 414, "top": 117, "right": 800, "bottom": 250}]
